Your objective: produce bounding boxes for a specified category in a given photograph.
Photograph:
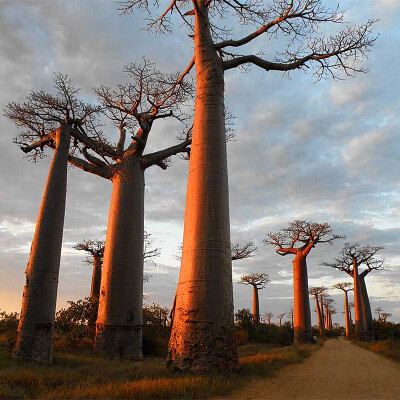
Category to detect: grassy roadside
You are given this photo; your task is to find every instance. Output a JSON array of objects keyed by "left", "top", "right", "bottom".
[
  {"left": 0, "top": 339, "right": 322, "bottom": 399},
  {"left": 355, "top": 339, "right": 400, "bottom": 362}
]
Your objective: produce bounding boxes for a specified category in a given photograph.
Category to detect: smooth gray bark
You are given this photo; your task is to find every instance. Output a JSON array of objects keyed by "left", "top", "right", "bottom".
[
  {"left": 95, "top": 158, "right": 144, "bottom": 360},
  {"left": 13, "top": 124, "right": 70, "bottom": 362}
]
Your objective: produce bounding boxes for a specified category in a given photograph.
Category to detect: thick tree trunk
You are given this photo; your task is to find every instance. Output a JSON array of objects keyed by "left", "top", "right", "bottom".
[
  {"left": 359, "top": 275, "right": 374, "bottom": 340},
  {"left": 167, "top": 4, "right": 238, "bottom": 372},
  {"left": 13, "top": 124, "right": 70, "bottom": 362},
  {"left": 344, "top": 291, "right": 350, "bottom": 339},
  {"left": 353, "top": 263, "right": 367, "bottom": 340},
  {"left": 95, "top": 158, "right": 144, "bottom": 360},
  {"left": 314, "top": 294, "right": 325, "bottom": 335},
  {"left": 90, "top": 256, "right": 102, "bottom": 300},
  {"left": 252, "top": 285, "right": 260, "bottom": 324},
  {"left": 293, "top": 252, "right": 312, "bottom": 344}
]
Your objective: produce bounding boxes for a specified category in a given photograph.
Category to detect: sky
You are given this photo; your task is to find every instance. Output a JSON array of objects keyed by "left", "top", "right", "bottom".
[{"left": 0, "top": 0, "right": 399, "bottom": 328}]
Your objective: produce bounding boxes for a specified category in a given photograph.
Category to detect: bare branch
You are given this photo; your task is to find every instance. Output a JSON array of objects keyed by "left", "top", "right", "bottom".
[{"left": 231, "top": 241, "right": 257, "bottom": 260}]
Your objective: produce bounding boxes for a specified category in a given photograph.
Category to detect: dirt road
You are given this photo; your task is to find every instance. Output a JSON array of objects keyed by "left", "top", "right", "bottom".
[{"left": 217, "top": 339, "right": 400, "bottom": 400}]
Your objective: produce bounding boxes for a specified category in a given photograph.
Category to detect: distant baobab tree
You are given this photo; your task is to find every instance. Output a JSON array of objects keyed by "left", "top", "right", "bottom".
[
  {"left": 264, "top": 220, "right": 343, "bottom": 344},
  {"left": 238, "top": 273, "right": 269, "bottom": 324},
  {"left": 381, "top": 313, "right": 392, "bottom": 323},
  {"left": 288, "top": 307, "right": 294, "bottom": 329},
  {"left": 118, "top": 0, "right": 381, "bottom": 371},
  {"left": 74, "top": 240, "right": 105, "bottom": 300},
  {"left": 375, "top": 307, "right": 383, "bottom": 321},
  {"left": 333, "top": 282, "right": 353, "bottom": 338},
  {"left": 323, "top": 298, "right": 335, "bottom": 330},
  {"left": 75, "top": 232, "right": 160, "bottom": 302},
  {"left": 5, "top": 74, "right": 103, "bottom": 362},
  {"left": 277, "top": 313, "right": 286, "bottom": 328},
  {"left": 349, "top": 302, "right": 354, "bottom": 326},
  {"left": 264, "top": 312, "right": 274, "bottom": 325},
  {"left": 309, "top": 287, "right": 327, "bottom": 335},
  {"left": 323, "top": 243, "right": 384, "bottom": 340}
]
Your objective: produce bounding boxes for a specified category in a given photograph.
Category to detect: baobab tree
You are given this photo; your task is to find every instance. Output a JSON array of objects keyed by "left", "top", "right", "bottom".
[
  {"left": 120, "top": 0, "right": 377, "bottom": 371},
  {"left": 277, "top": 313, "right": 286, "bottom": 328},
  {"left": 264, "top": 220, "right": 343, "bottom": 344},
  {"left": 238, "top": 273, "right": 270, "bottom": 324},
  {"left": 170, "top": 241, "right": 257, "bottom": 327},
  {"left": 264, "top": 312, "right": 274, "bottom": 325},
  {"left": 74, "top": 240, "right": 105, "bottom": 301},
  {"left": 309, "top": 286, "right": 327, "bottom": 335},
  {"left": 9, "top": 61, "right": 191, "bottom": 361},
  {"left": 349, "top": 302, "right": 354, "bottom": 326},
  {"left": 323, "top": 298, "right": 335, "bottom": 330},
  {"left": 75, "top": 233, "right": 160, "bottom": 302},
  {"left": 5, "top": 75, "right": 103, "bottom": 362},
  {"left": 375, "top": 307, "right": 383, "bottom": 321},
  {"left": 83, "top": 62, "right": 191, "bottom": 360},
  {"left": 288, "top": 307, "right": 294, "bottom": 329},
  {"left": 323, "top": 243, "right": 384, "bottom": 340},
  {"left": 333, "top": 282, "right": 353, "bottom": 339},
  {"left": 381, "top": 313, "right": 392, "bottom": 323}
]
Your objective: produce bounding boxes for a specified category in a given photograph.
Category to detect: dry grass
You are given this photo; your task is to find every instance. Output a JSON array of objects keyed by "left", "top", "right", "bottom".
[
  {"left": 357, "top": 339, "right": 400, "bottom": 362},
  {"left": 0, "top": 339, "right": 320, "bottom": 399}
]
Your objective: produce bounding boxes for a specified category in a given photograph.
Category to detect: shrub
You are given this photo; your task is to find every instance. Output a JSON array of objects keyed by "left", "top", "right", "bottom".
[{"left": 0, "top": 310, "right": 19, "bottom": 348}]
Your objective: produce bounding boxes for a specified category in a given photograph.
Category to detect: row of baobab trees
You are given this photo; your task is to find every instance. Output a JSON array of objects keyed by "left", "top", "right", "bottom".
[
  {"left": 239, "top": 232, "right": 388, "bottom": 342},
  {"left": 5, "top": 0, "right": 377, "bottom": 372}
]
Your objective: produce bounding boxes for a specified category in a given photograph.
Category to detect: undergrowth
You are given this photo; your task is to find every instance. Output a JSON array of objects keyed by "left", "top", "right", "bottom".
[
  {"left": 0, "top": 339, "right": 320, "bottom": 399},
  {"left": 356, "top": 339, "right": 400, "bottom": 362}
]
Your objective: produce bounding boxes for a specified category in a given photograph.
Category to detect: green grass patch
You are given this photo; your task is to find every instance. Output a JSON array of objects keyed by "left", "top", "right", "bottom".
[{"left": 0, "top": 339, "right": 321, "bottom": 399}]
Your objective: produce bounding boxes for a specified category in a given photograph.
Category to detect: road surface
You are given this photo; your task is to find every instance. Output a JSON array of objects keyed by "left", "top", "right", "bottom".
[{"left": 217, "top": 339, "right": 400, "bottom": 400}]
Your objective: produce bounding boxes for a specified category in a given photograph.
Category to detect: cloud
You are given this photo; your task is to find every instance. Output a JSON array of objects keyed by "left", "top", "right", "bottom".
[{"left": 0, "top": 0, "right": 399, "bottom": 326}]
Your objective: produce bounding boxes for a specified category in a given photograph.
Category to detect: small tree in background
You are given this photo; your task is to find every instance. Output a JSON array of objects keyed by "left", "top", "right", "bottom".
[
  {"left": 264, "top": 220, "right": 343, "bottom": 344},
  {"left": 333, "top": 282, "right": 353, "bottom": 338},
  {"left": 74, "top": 240, "right": 105, "bottom": 301},
  {"left": 239, "top": 273, "right": 270, "bottom": 324},
  {"left": 309, "top": 286, "right": 327, "bottom": 336},
  {"left": 323, "top": 243, "right": 384, "bottom": 340},
  {"left": 264, "top": 312, "right": 274, "bottom": 325},
  {"left": 277, "top": 313, "right": 286, "bottom": 328}
]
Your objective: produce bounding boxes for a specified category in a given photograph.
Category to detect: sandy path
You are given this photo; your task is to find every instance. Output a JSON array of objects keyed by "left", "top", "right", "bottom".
[{"left": 216, "top": 339, "right": 400, "bottom": 400}]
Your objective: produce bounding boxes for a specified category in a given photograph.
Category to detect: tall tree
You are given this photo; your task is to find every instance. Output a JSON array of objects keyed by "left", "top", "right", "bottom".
[
  {"left": 5, "top": 75, "right": 102, "bottom": 362},
  {"left": 121, "top": 0, "right": 375, "bottom": 371},
  {"left": 277, "top": 313, "right": 286, "bottom": 328},
  {"left": 75, "top": 240, "right": 105, "bottom": 301},
  {"left": 381, "top": 313, "right": 391, "bottom": 323},
  {"left": 264, "top": 312, "right": 274, "bottom": 325},
  {"left": 75, "top": 233, "right": 160, "bottom": 302},
  {"left": 332, "top": 282, "right": 353, "bottom": 339},
  {"left": 238, "top": 273, "right": 270, "bottom": 323},
  {"left": 359, "top": 257, "right": 387, "bottom": 340},
  {"left": 264, "top": 220, "right": 342, "bottom": 344},
  {"left": 309, "top": 286, "right": 327, "bottom": 335},
  {"left": 288, "top": 307, "right": 294, "bottom": 329},
  {"left": 323, "top": 243, "right": 384, "bottom": 340},
  {"left": 375, "top": 307, "right": 383, "bottom": 321},
  {"left": 82, "top": 61, "right": 191, "bottom": 360}
]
